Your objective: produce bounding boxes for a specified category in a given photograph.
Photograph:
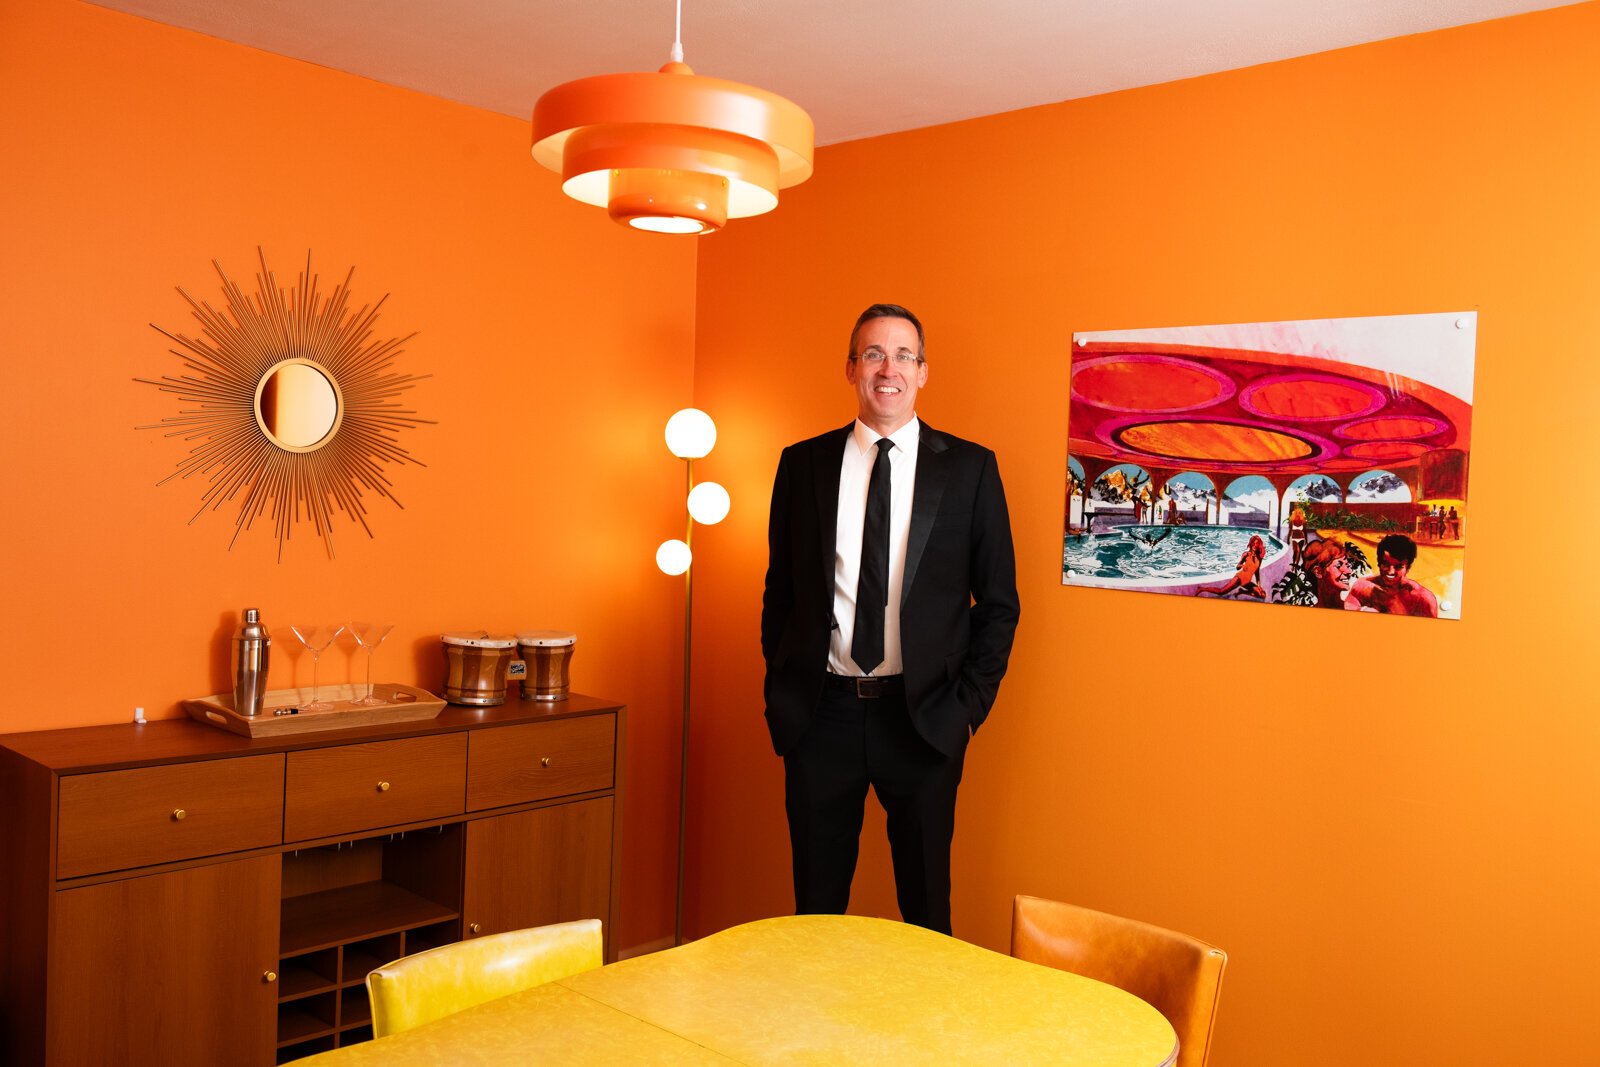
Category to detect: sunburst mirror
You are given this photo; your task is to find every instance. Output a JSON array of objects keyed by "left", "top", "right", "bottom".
[{"left": 139, "top": 250, "right": 431, "bottom": 559}]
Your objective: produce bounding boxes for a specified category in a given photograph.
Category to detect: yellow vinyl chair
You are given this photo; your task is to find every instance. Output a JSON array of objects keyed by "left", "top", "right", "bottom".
[
  {"left": 1010, "top": 895, "right": 1227, "bottom": 1067},
  {"left": 367, "top": 919, "right": 603, "bottom": 1038}
]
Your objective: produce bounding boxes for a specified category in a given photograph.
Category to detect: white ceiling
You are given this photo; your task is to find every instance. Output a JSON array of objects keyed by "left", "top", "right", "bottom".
[{"left": 88, "top": 0, "right": 1577, "bottom": 145}]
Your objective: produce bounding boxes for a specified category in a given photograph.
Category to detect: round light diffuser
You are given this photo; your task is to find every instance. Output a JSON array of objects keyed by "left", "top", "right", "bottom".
[
  {"left": 656, "top": 538, "right": 693, "bottom": 575},
  {"left": 533, "top": 61, "right": 814, "bottom": 235},
  {"left": 687, "top": 481, "right": 731, "bottom": 525},
  {"left": 665, "top": 408, "right": 717, "bottom": 458}
]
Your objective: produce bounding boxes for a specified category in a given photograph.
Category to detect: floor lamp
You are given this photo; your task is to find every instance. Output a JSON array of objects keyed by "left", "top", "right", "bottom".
[{"left": 656, "top": 408, "right": 730, "bottom": 946}]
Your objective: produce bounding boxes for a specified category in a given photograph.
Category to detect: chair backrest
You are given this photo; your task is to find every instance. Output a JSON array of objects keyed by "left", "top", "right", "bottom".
[
  {"left": 367, "top": 918, "right": 603, "bottom": 1037},
  {"left": 1010, "top": 895, "right": 1226, "bottom": 1067}
]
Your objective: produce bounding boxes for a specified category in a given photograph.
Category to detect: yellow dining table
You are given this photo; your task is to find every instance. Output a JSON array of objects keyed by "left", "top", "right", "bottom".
[{"left": 299, "top": 914, "right": 1178, "bottom": 1066}]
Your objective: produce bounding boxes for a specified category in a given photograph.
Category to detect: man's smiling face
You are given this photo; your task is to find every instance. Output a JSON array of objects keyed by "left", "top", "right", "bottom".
[
  {"left": 847, "top": 315, "right": 928, "bottom": 435},
  {"left": 1376, "top": 549, "right": 1410, "bottom": 589}
]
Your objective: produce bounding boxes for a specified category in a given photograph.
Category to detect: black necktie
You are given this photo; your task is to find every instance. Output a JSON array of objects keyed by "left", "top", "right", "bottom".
[{"left": 852, "top": 438, "right": 893, "bottom": 675}]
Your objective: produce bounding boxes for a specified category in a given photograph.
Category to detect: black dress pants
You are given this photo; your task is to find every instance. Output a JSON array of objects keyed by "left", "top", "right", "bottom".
[{"left": 782, "top": 676, "right": 966, "bottom": 935}]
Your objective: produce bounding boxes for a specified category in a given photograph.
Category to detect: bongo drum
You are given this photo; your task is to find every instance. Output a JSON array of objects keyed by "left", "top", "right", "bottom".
[
  {"left": 515, "top": 631, "right": 577, "bottom": 701},
  {"left": 440, "top": 632, "right": 517, "bottom": 705}
]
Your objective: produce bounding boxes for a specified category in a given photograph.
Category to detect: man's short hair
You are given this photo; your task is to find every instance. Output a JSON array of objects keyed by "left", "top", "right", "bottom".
[
  {"left": 849, "top": 304, "right": 925, "bottom": 361},
  {"left": 1375, "top": 533, "right": 1418, "bottom": 565}
]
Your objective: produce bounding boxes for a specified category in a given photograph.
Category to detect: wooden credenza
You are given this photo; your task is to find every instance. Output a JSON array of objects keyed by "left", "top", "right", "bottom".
[{"left": 0, "top": 693, "right": 626, "bottom": 1066}]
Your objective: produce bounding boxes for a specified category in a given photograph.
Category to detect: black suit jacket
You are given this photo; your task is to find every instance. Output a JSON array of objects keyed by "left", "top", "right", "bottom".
[{"left": 762, "top": 421, "right": 1020, "bottom": 758}]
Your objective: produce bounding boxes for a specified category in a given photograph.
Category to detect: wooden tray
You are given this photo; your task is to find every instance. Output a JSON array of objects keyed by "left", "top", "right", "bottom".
[{"left": 184, "top": 683, "right": 446, "bottom": 738}]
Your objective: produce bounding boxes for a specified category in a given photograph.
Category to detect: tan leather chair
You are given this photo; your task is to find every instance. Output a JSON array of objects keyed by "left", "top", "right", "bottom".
[
  {"left": 1010, "top": 895, "right": 1226, "bottom": 1067},
  {"left": 367, "top": 919, "right": 603, "bottom": 1038}
]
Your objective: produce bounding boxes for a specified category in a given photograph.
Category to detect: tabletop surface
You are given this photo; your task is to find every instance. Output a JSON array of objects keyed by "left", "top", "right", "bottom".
[
  {"left": 301, "top": 982, "right": 735, "bottom": 1065},
  {"left": 301, "top": 914, "right": 1178, "bottom": 1066}
]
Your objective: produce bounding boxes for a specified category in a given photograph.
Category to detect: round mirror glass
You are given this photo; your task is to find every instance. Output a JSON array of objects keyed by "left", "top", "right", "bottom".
[{"left": 256, "top": 360, "right": 340, "bottom": 450}]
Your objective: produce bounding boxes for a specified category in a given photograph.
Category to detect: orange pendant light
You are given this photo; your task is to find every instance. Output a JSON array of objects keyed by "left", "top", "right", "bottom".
[{"left": 532, "top": 5, "right": 813, "bottom": 235}]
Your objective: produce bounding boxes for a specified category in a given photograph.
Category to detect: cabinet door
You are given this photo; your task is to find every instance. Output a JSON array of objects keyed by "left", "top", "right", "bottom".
[
  {"left": 463, "top": 797, "right": 614, "bottom": 944},
  {"left": 48, "top": 854, "right": 280, "bottom": 1066}
]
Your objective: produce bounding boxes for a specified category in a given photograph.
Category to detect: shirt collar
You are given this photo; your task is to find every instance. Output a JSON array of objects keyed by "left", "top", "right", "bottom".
[{"left": 852, "top": 416, "right": 920, "bottom": 456}]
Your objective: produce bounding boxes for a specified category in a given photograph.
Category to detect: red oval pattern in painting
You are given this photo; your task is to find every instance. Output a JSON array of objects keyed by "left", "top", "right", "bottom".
[
  {"left": 1338, "top": 416, "right": 1448, "bottom": 440},
  {"left": 1240, "top": 376, "right": 1385, "bottom": 421},
  {"left": 1345, "top": 440, "right": 1430, "bottom": 460},
  {"left": 1072, "top": 357, "right": 1229, "bottom": 413}
]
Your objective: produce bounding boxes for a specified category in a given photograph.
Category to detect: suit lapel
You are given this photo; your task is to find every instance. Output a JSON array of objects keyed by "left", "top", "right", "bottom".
[
  {"left": 813, "top": 424, "right": 852, "bottom": 605},
  {"left": 903, "top": 422, "right": 949, "bottom": 606}
]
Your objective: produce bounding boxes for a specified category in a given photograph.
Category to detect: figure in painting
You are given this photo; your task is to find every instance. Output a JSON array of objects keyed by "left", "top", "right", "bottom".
[
  {"left": 1344, "top": 534, "right": 1439, "bottom": 617},
  {"left": 1128, "top": 525, "right": 1172, "bottom": 548},
  {"left": 1287, "top": 505, "right": 1308, "bottom": 566},
  {"left": 1196, "top": 534, "right": 1267, "bottom": 601},
  {"left": 1299, "top": 538, "right": 1354, "bottom": 608}
]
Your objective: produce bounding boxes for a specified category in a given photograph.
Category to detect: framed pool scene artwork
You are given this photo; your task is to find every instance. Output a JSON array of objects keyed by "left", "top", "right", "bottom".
[{"left": 1062, "top": 312, "right": 1474, "bottom": 620}]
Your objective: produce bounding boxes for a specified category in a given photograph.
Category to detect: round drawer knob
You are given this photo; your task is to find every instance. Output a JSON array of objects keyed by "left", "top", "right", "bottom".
[
  {"left": 377, "top": 781, "right": 391, "bottom": 792},
  {"left": 263, "top": 971, "right": 278, "bottom": 984},
  {"left": 172, "top": 809, "right": 187, "bottom": 821},
  {"left": 539, "top": 757, "right": 552, "bottom": 768},
  {"left": 469, "top": 923, "right": 482, "bottom": 936}
]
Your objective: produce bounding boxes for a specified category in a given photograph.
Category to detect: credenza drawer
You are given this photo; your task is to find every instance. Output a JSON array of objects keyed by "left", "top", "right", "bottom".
[
  {"left": 467, "top": 713, "right": 615, "bottom": 811},
  {"left": 56, "top": 755, "right": 285, "bottom": 879},
  {"left": 284, "top": 734, "right": 466, "bottom": 841}
]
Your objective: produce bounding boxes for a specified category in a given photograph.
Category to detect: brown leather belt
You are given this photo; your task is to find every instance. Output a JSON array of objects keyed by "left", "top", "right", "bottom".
[{"left": 824, "top": 673, "right": 905, "bottom": 699}]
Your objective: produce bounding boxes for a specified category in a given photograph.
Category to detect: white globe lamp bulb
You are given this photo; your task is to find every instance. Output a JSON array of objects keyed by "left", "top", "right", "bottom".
[
  {"left": 656, "top": 539, "right": 692, "bottom": 575},
  {"left": 687, "top": 481, "right": 731, "bottom": 525},
  {"left": 665, "top": 408, "right": 717, "bottom": 459}
]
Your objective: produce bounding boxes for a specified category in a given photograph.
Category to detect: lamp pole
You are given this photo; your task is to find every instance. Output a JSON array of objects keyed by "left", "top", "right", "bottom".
[
  {"left": 659, "top": 408, "right": 727, "bottom": 948},
  {"left": 675, "top": 455, "right": 693, "bottom": 947}
]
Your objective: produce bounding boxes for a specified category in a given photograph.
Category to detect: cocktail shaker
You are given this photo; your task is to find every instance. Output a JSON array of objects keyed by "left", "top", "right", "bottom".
[{"left": 232, "top": 608, "right": 271, "bottom": 717}]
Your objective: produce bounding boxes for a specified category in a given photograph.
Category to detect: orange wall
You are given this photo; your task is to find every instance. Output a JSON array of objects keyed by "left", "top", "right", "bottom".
[
  {"left": 7, "top": 0, "right": 1600, "bottom": 1055},
  {"left": 689, "top": 4, "right": 1600, "bottom": 1064},
  {"left": 0, "top": 0, "right": 697, "bottom": 953}
]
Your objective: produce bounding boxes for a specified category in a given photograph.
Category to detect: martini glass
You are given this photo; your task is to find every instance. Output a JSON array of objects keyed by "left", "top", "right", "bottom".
[
  {"left": 290, "top": 624, "right": 344, "bottom": 711},
  {"left": 349, "top": 622, "right": 395, "bottom": 706}
]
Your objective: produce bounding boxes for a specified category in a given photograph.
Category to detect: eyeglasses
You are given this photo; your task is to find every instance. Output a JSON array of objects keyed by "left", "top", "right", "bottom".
[{"left": 851, "top": 350, "right": 923, "bottom": 367}]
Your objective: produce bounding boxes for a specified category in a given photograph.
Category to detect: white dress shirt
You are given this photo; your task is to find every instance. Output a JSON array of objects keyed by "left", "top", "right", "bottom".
[{"left": 829, "top": 417, "right": 920, "bottom": 676}]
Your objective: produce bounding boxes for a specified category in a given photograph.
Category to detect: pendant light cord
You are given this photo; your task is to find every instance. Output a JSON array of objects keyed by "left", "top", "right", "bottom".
[{"left": 670, "top": 0, "right": 684, "bottom": 63}]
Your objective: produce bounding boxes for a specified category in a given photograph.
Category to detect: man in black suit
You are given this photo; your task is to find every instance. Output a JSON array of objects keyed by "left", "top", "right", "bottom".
[{"left": 761, "top": 304, "right": 1020, "bottom": 934}]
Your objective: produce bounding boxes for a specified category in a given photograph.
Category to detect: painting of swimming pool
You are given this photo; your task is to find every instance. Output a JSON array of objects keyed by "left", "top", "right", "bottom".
[
  {"left": 1065, "top": 525, "right": 1292, "bottom": 598},
  {"left": 1063, "top": 312, "right": 1475, "bottom": 620}
]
